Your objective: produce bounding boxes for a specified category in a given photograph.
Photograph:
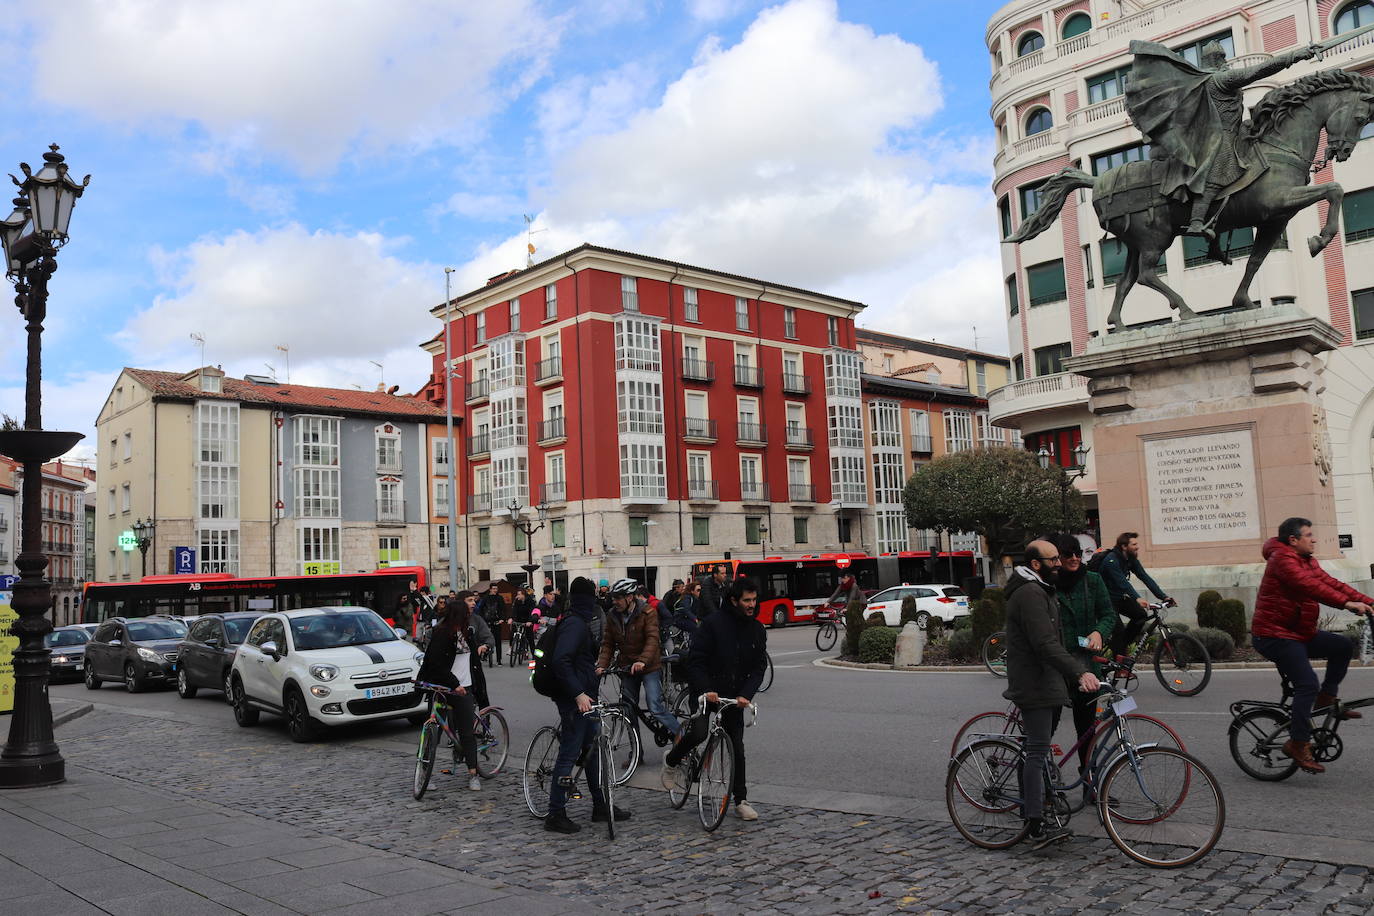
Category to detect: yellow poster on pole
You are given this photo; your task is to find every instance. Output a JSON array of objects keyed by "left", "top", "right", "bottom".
[{"left": 0, "top": 589, "right": 17, "bottom": 715}]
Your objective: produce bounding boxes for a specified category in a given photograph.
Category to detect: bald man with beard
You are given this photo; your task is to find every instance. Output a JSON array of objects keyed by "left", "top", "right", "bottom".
[{"left": 1003, "top": 539, "right": 1101, "bottom": 849}]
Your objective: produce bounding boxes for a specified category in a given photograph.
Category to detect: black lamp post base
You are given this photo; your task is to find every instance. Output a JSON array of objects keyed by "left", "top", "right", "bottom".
[{"left": 0, "top": 752, "right": 64, "bottom": 788}]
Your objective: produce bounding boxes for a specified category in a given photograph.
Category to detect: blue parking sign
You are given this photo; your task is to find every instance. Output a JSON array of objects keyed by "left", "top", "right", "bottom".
[{"left": 174, "top": 547, "right": 196, "bottom": 575}]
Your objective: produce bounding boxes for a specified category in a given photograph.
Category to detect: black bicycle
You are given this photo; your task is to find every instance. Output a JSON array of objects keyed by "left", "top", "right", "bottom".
[
  {"left": 521, "top": 701, "right": 622, "bottom": 839},
  {"left": 1228, "top": 670, "right": 1374, "bottom": 780},
  {"left": 508, "top": 624, "right": 534, "bottom": 667},
  {"left": 665, "top": 694, "right": 759, "bottom": 831},
  {"left": 814, "top": 605, "right": 841, "bottom": 652},
  {"left": 1119, "top": 602, "right": 1212, "bottom": 697}
]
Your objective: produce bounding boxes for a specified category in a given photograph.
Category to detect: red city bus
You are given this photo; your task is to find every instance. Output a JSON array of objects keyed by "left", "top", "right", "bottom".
[
  {"left": 690, "top": 551, "right": 979, "bottom": 627},
  {"left": 81, "top": 566, "right": 428, "bottom": 631}
]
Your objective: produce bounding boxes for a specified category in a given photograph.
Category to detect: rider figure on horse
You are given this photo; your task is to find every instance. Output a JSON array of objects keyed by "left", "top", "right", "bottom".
[{"left": 1125, "top": 39, "right": 1322, "bottom": 244}]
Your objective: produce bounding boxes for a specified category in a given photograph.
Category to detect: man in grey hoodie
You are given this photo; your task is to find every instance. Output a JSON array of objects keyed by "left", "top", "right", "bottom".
[{"left": 1003, "top": 539, "right": 1100, "bottom": 848}]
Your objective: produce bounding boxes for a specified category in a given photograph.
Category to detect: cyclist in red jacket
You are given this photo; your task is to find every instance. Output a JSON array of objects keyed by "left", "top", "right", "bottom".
[{"left": 1251, "top": 517, "right": 1373, "bottom": 773}]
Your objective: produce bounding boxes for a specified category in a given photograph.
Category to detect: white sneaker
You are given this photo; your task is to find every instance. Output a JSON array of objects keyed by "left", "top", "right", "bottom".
[
  {"left": 660, "top": 757, "right": 679, "bottom": 790},
  {"left": 468, "top": 776, "right": 482, "bottom": 791},
  {"left": 735, "top": 801, "right": 758, "bottom": 821}
]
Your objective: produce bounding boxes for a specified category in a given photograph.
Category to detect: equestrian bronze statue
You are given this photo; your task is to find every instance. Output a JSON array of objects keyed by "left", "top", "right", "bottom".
[{"left": 1009, "top": 31, "right": 1374, "bottom": 330}]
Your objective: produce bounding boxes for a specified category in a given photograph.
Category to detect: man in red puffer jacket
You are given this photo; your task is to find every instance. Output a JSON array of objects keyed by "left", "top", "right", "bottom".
[{"left": 1252, "top": 517, "right": 1374, "bottom": 773}]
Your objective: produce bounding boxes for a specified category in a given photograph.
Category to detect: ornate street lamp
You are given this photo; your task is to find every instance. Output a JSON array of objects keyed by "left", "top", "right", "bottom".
[
  {"left": 0, "top": 144, "right": 89, "bottom": 789},
  {"left": 508, "top": 499, "right": 549, "bottom": 587},
  {"left": 132, "top": 517, "right": 156, "bottom": 577},
  {"left": 1038, "top": 442, "right": 1091, "bottom": 532}
]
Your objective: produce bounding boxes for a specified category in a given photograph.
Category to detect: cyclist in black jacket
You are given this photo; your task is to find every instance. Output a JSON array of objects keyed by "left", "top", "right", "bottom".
[{"left": 662, "top": 576, "right": 767, "bottom": 821}]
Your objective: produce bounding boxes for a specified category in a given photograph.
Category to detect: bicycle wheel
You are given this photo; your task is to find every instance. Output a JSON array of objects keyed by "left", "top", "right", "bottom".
[
  {"left": 1228, "top": 707, "right": 1299, "bottom": 781},
  {"left": 945, "top": 738, "right": 1030, "bottom": 850},
  {"left": 1154, "top": 631, "right": 1212, "bottom": 697},
  {"left": 598, "top": 739, "right": 615, "bottom": 841},
  {"left": 1099, "top": 747, "right": 1224, "bottom": 868},
  {"left": 816, "top": 622, "right": 838, "bottom": 652},
  {"left": 949, "top": 711, "right": 1018, "bottom": 758},
  {"left": 603, "top": 708, "right": 641, "bottom": 786},
  {"left": 758, "top": 653, "right": 774, "bottom": 692},
  {"left": 668, "top": 751, "right": 693, "bottom": 809},
  {"left": 412, "top": 720, "right": 438, "bottom": 800},
  {"left": 522, "top": 725, "right": 559, "bottom": 818},
  {"left": 1088, "top": 713, "right": 1186, "bottom": 767},
  {"left": 474, "top": 707, "right": 510, "bottom": 778},
  {"left": 982, "top": 632, "right": 1008, "bottom": 678},
  {"left": 697, "top": 732, "right": 735, "bottom": 832}
]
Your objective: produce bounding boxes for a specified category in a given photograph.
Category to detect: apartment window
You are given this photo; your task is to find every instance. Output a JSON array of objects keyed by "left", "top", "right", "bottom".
[
  {"left": 376, "top": 428, "right": 402, "bottom": 472},
  {"left": 1034, "top": 342, "right": 1073, "bottom": 376},
  {"left": 1082, "top": 245, "right": 1094, "bottom": 289},
  {"left": 683, "top": 287, "right": 699, "bottom": 322},
  {"left": 1006, "top": 276, "right": 1019, "bottom": 317},
  {"left": 199, "top": 465, "right": 239, "bottom": 519},
  {"left": 377, "top": 478, "right": 402, "bottom": 519},
  {"left": 492, "top": 454, "right": 529, "bottom": 508},
  {"left": 784, "top": 307, "right": 797, "bottom": 339},
  {"left": 478, "top": 527, "right": 491, "bottom": 554},
  {"left": 1091, "top": 142, "right": 1150, "bottom": 175},
  {"left": 1104, "top": 239, "right": 1167, "bottom": 283},
  {"left": 882, "top": 354, "right": 894, "bottom": 373},
  {"left": 432, "top": 437, "right": 450, "bottom": 472},
  {"left": 106, "top": 487, "right": 115, "bottom": 516},
  {"left": 788, "top": 456, "right": 810, "bottom": 492},
  {"left": 782, "top": 351, "right": 802, "bottom": 383},
  {"left": 692, "top": 516, "right": 710, "bottom": 546},
  {"left": 617, "top": 378, "right": 665, "bottom": 435},
  {"left": 199, "top": 402, "right": 240, "bottom": 464},
  {"left": 735, "top": 296, "right": 749, "bottom": 330},
  {"left": 823, "top": 349, "right": 861, "bottom": 398},
  {"left": 544, "top": 283, "right": 558, "bottom": 321},
  {"left": 975, "top": 362, "right": 987, "bottom": 396},
  {"left": 827, "top": 316, "right": 838, "bottom": 346},
  {"left": 295, "top": 416, "right": 339, "bottom": 466},
  {"left": 909, "top": 409, "right": 932, "bottom": 451},
  {"left": 1086, "top": 66, "right": 1132, "bottom": 106},
  {"left": 614, "top": 316, "right": 661, "bottom": 372},
  {"left": 379, "top": 536, "right": 401, "bottom": 567},
  {"left": 1353, "top": 288, "right": 1374, "bottom": 340},
  {"left": 1013, "top": 355, "right": 1024, "bottom": 381},
  {"left": 543, "top": 332, "right": 561, "bottom": 365},
  {"left": 740, "top": 454, "right": 762, "bottom": 492},
  {"left": 120, "top": 483, "right": 131, "bottom": 513},
  {"left": 876, "top": 509, "right": 908, "bottom": 554},
  {"left": 1183, "top": 228, "right": 1253, "bottom": 267},
  {"left": 869, "top": 400, "right": 901, "bottom": 448},
  {"left": 488, "top": 336, "right": 525, "bottom": 390},
  {"left": 547, "top": 452, "right": 566, "bottom": 491},
  {"left": 1062, "top": 12, "right": 1091, "bottom": 39},
  {"left": 489, "top": 393, "right": 527, "bottom": 450},
  {"left": 830, "top": 454, "right": 866, "bottom": 501},
  {"left": 108, "top": 549, "right": 116, "bottom": 575},
  {"left": 785, "top": 402, "right": 804, "bottom": 438},
  {"left": 745, "top": 516, "right": 762, "bottom": 545},
  {"left": 627, "top": 516, "right": 650, "bottom": 548},
  {"left": 1016, "top": 31, "right": 1043, "bottom": 56},
  {"left": 296, "top": 467, "right": 340, "bottom": 517},
  {"left": 545, "top": 518, "right": 563, "bottom": 548},
  {"left": 687, "top": 452, "right": 711, "bottom": 487},
  {"left": 475, "top": 310, "right": 486, "bottom": 344},
  {"left": 1024, "top": 107, "right": 1052, "bottom": 136},
  {"left": 200, "top": 373, "right": 221, "bottom": 393},
  {"left": 109, "top": 439, "right": 116, "bottom": 467},
  {"left": 1019, "top": 181, "right": 1046, "bottom": 219},
  {"left": 619, "top": 442, "right": 666, "bottom": 500},
  {"left": 998, "top": 196, "right": 1012, "bottom": 239},
  {"left": 121, "top": 431, "right": 132, "bottom": 461},
  {"left": 1175, "top": 30, "right": 1233, "bottom": 67},
  {"left": 621, "top": 275, "right": 639, "bottom": 312},
  {"left": 438, "top": 524, "right": 449, "bottom": 549},
  {"left": 433, "top": 480, "right": 450, "bottom": 515},
  {"left": 1343, "top": 188, "right": 1374, "bottom": 243},
  {"left": 943, "top": 409, "right": 974, "bottom": 453},
  {"left": 793, "top": 517, "right": 808, "bottom": 545},
  {"left": 299, "top": 525, "right": 341, "bottom": 575},
  {"left": 828, "top": 403, "right": 864, "bottom": 449},
  {"left": 1026, "top": 259, "right": 1066, "bottom": 306}
]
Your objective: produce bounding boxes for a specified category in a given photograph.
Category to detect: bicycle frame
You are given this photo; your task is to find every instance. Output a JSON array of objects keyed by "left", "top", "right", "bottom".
[
  {"left": 605, "top": 666, "right": 679, "bottom": 746},
  {"left": 416, "top": 682, "right": 503, "bottom": 755}
]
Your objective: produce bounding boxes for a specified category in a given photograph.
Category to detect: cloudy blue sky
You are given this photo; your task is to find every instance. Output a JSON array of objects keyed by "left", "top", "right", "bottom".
[{"left": 0, "top": 0, "right": 1008, "bottom": 461}]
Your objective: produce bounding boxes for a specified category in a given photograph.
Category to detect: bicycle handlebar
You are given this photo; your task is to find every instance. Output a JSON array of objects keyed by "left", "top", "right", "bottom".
[{"left": 694, "top": 693, "right": 759, "bottom": 727}]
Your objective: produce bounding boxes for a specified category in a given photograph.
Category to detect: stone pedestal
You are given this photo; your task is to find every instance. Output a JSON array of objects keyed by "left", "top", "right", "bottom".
[
  {"left": 893, "top": 622, "right": 925, "bottom": 667},
  {"left": 1064, "top": 307, "right": 1343, "bottom": 598}
]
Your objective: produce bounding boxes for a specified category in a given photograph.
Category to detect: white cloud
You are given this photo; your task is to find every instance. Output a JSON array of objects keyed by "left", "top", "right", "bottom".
[
  {"left": 20, "top": 0, "right": 562, "bottom": 172},
  {"left": 117, "top": 225, "right": 439, "bottom": 393},
  {"left": 0, "top": 370, "right": 124, "bottom": 463}
]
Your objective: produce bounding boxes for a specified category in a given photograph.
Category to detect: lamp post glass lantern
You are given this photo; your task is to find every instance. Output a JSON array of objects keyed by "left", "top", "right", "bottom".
[
  {"left": 132, "top": 517, "right": 156, "bottom": 577},
  {"left": 0, "top": 144, "right": 88, "bottom": 790}
]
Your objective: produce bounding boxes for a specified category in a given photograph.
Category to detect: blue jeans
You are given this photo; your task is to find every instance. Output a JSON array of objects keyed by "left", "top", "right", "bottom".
[
  {"left": 620, "top": 669, "right": 680, "bottom": 739},
  {"left": 548, "top": 697, "right": 605, "bottom": 815},
  {"left": 1252, "top": 630, "right": 1354, "bottom": 742}
]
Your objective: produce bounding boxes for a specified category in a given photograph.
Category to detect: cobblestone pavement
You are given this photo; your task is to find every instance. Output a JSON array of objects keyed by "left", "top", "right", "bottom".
[{"left": 43, "top": 708, "right": 1374, "bottom": 915}]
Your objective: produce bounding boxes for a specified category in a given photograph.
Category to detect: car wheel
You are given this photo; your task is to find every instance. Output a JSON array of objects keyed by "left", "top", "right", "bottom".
[
  {"left": 124, "top": 663, "right": 144, "bottom": 694},
  {"left": 915, "top": 611, "right": 931, "bottom": 630},
  {"left": 83, "top": 662, "right": 101, "bottom": 690},
  {"left": 771, "top": 608, "right": 787, "bottom": 628},
  {"left": 284, "top": 687, "right": 320, "bottom": 743},
  {"left": 176, "top": 667, "right": 198, "bottom": 699},
  {"left": 222, "top": 668, "right": 235, "bottom": 703},
  {"left": 231, "top": 675, "right": 259, "bottom": 727}
]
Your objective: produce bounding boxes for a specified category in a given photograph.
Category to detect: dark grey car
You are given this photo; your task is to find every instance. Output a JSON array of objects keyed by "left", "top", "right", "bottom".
[
  {"left": 45, "top": 626, "right": 91, "bottom": 682},
  {"left": 83, "top": 617, "right": 189, "bottom": 693},
  {"left": 176, "top": 612, "right": 262, "bottom": 701}
]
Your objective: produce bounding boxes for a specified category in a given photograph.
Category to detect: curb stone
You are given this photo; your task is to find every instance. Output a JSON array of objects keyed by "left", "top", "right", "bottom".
[
  {"left": 51, "top": 700, "right": 93, "bottom": 727},
  {"left": 815, "top": 657, "right": 1373, "bottom": 673}
]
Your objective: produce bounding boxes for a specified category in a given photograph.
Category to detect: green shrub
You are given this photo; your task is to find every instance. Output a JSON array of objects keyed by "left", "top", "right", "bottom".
[
  {"left": 866, "top": 611, "right": 888, "bottom": 628},
  {"left": 952, "top": 616, "right": 972, "bottom": 631},
  {"left": 947, "top": 628, "right": 979, "bottom": 661},
  {"left": 970, "top": 593, "right": 1005, "bottom": 647},
  {"left": 1190, "top": 626, "right": 1235, "bottom": 661},
  {"left": 899, "top": 595, "right": 920, "bottom": 626},
  {"left": 1209, "top": 598, "right": 1248, "bottom": 646},
  {"left": 1195, "top": 590, "right": 1222, "bottom": 621},
  {"left": 858, "top": 625, "right": 898, "bottom": 664},
  {"left": 842, "top": 599, "right": 867, "bottom": 657},
  {"left": 926, "top": 617, "right": 946, "bottom": 645}
]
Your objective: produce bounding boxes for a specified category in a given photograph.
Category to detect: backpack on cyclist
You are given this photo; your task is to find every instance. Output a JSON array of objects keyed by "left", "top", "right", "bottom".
[
  {"left": 1086, "top": 548, "right": 1112, "bottom": 574},
  {"left": 529, "top": 618, "right": 567, "bottom": 698}
]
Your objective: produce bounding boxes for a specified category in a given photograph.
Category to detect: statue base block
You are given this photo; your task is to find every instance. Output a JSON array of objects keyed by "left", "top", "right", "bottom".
[{"left": 1063, "top": 306, "right": 1344, "bottom": 581}]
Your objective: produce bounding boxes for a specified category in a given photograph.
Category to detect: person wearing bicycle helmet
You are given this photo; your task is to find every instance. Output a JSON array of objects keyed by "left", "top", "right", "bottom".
[
  {"left": 1252, "top": 517, "right": 1374, "bottom": 774},
  {"left": 597, "top": 578, "right": 679, "bottom": 745}
]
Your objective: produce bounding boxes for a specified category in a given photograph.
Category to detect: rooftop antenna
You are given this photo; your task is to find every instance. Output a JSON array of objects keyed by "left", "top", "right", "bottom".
[
  {"left": 190, "top": 332, "right": 206, "bottom": 368},
  {"left": 972, "top": 325, "right": 981, "bottom": 351},
  {"left": 276, "top": 344, "right": 290, "bottom": 384},
  {"left": 369, "top": 360, "right": 384, "bottom": 389},
  {"left": 264, "top": 363, "right": 276, "bottom": 380},
  {"left": 523, "top": 214, "right": 546, "bottom": 268}
]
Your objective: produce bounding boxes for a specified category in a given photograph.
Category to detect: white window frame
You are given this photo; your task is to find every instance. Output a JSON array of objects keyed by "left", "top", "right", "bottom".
[
  {"left": 122, "top": 431, "right": 132, "bottom": 460},
  {"left": 475, "top": 310, "right": 486, "bottom": 344},
  {"left": 784, "top": 306, "right": 797, "bottom": 339},
  {"left": 827, "top": 316, "right": 839, "bottom": 346},
  {"left": 299, "top": 525, "right": 341, "bottom": 575},
  {"left": 614, "top": 316, "right": 661, "bottom": 372},
  {"left": 199, "top": 527, "right": 239, "bottom": 575},
  {"left": 294, "top": 416, "right": 339, "bottom": 466},
  {"left": 621, "top": 275, "right": 639, "bottom": 312},
  {"left": 295, "top": 467, "right": 341, "bottom": 517},
  {"left": 869, "top": 400, "right": 901, "bottom": 448},
  {"left": 120, "top": 483, "right": 131, "bottom": 513},
  {"left": 376, "top": 426, "right": 402, "bottom": 473},
  {"left": 687, "top": 451, "right": 711, "bottom": 487},
  {"left": 545, "top": 283, "right": 558, "bottom": 321},
  {"left": 944, "top": 409, "right": 975, "bottom": 453},
  {"left": 735, "top": 296, "right": 749, "bottom": 330},
  {"left": 377, "top": 478, "right": 403, "bottom": 520},
  {"left": 509, "top": 296, "right": 520, "bottom": 329},
  {"left": 617, "top": 378, "right": 664, "bottom": 435},
  {"left": 619, "top": 442, "right": 666, "bottom": 500},
  {"left": 433, "top": 479, "right": 451, "bottom": 516},
  {"left": 683, "top": 287, "right": 699, "bottom": 322},
  {"left": 827, "top": 403, "right": 863, "bottom": 449},
  {"left": 432, "top": 436, "right": 450, "bottom": 474}
]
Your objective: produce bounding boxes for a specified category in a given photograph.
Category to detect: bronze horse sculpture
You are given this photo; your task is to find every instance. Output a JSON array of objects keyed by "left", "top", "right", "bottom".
[{"left": 1010, "top": 69, "right": 1374, "bottom": 330}]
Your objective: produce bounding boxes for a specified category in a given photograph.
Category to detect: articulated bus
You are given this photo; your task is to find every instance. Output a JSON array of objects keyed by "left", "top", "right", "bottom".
[
  {"left": 690, "top": 551, "right": 979, "bottom": 627},
  {"left": 81, "top": 566, "right": 428, "bottom": 629}
]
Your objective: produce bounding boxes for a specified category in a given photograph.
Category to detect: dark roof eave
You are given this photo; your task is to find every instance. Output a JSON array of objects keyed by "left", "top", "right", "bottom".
[{"left": 861, "top": 373, "right": 988, "bottom": 405}]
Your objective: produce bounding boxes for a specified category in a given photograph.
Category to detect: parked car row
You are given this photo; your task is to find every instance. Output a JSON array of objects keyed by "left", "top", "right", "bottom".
[{"left": 75, "top": 605, "right": 426, "bottom": 744}]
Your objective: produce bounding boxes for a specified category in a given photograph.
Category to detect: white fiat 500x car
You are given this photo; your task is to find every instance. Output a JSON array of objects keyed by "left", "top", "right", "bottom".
[{"left": 229, "top": 606, "right": 426, "bottom": 742}]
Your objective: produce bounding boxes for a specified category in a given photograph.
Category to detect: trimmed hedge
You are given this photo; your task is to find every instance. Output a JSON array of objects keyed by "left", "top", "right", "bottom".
[
  {"left": 1195, "top": 590, "right": 1222, "bottom": 620},
  {"left": 947, "top": 628, "right": 979, "bottom": 661},
  {"left": 842, "top": 599, "right": 867, "bottom": 657},
  {"left": 899, "top": 595, "right": 921, "bottom": 626},
  {"left": 1191, "top": 626, "right": 1235, "bottom": 661},
  {"left": 866, "top": 611, "right": 888, "bottom": 628},
  {"left": 970, "top": 588, "right": 1005, "bottom": 647},
  {"left": 859, "top": 625, "right": 898, "bottom": 663},
  {"left": 1201, "top": 598, "right": 1248, "bottom": 646}
]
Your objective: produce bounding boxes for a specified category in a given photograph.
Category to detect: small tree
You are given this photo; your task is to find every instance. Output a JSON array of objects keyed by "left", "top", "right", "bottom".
[
  {"left": 899, "top": 595, "right": 920, "bottom": 626},
  {"left": 842, "top": 598, "right": 867, "bottom": 657},
  {"left": 903, "top": 447, "right": 1085, "bottom": 582}
]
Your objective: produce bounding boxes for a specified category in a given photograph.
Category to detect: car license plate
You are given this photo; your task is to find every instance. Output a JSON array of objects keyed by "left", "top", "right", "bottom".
[{"left": 364, "top": 683, "right": 410, "bottom": 699}]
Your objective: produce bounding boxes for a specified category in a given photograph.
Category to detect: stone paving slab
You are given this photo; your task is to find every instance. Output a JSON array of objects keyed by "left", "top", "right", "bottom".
[{"left": 13, "top": 707, "right": 1370, "bottom": 914}]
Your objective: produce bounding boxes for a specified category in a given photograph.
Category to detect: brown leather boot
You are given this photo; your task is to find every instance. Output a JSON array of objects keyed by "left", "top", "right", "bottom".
[
  {"left": 1282, "top": 739, "right": 1325, "bottom": 774},
  {"left": 1315, "top": 692, "right": 1362, "bottom": 720}
]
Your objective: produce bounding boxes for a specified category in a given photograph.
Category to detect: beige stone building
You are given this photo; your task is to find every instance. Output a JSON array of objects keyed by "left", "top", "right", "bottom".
[{"left": 94, "top": 367, "right": 445, "bottom": 585}]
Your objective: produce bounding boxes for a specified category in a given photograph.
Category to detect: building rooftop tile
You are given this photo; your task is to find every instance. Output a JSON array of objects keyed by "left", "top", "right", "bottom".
[{"left": 124, "top": 368, "right": 445, "bottom": 419}]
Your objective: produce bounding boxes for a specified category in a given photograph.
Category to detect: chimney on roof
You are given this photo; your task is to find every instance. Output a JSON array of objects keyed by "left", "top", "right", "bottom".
[{"left": 387, "top": 385, "right": 400, "bottom": 395}]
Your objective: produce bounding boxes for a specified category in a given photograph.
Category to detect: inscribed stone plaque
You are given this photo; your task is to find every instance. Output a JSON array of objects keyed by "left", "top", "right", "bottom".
[{"left": 1144, "top": 428, "right": 1261, "bottom": 545}]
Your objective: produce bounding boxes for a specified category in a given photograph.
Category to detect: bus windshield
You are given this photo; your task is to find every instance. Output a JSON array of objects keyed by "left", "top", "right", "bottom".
[{"left": 289, "top": 611, "right": 396, "bottom": 650}]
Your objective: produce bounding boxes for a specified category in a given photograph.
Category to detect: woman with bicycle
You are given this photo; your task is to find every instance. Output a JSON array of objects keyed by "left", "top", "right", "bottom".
[
  {"left": 1054, "top": 534, "right": 1116, "bottom": 777},
  {"left": 415, "top": 590, "right": 495, "bottom": 791}
]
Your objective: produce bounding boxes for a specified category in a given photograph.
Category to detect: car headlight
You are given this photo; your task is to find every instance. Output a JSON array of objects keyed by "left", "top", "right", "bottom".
[
  {"left": 412, "top": 652, "right": 425, "bottom": 665},
  {"left": 309, "top": 664, "right": 339, "bottom": 682},
  {"left": 137, "top": 647, "right": 161, "bottom": 662}
]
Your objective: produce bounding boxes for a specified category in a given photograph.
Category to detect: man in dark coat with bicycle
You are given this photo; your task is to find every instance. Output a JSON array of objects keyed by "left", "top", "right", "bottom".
[
  {"left": 663, "top": 576, "right": 768, "bottom": 822},
  {"left": 544, "top": 576, "right": 632, "bottom": 835}
]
